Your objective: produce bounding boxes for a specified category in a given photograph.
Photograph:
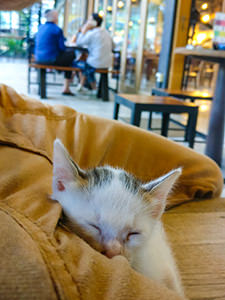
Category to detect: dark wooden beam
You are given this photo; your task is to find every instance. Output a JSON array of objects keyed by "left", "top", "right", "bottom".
[{"left": 157, "top": 0, "right": 177, "bottom": 88}]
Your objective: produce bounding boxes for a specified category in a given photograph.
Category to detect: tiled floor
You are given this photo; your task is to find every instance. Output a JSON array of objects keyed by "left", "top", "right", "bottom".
[{"left": 1, "top": 58, "right": 225, "bottom": 177}]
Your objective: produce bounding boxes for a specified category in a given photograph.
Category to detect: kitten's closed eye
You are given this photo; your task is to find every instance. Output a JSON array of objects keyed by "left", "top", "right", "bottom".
[
  {"left": 126, "top": 232, "right": 141, "bottom": 241},
  {"left": 88, "top": 223, "right": 101, "bottom": 234}
]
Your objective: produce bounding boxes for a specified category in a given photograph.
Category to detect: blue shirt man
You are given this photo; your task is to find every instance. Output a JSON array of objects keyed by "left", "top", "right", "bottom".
[
  {"left": 34, "top": 9, "right": 75, "bottom": 95},
  {"left": 35, "top": 21, "right": 65, "bottom": 63}
]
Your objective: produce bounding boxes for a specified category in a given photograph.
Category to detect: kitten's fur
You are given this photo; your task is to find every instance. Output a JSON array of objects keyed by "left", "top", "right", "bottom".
[{"left": 52, "top": 139, "right": 184, "bottom": 297}]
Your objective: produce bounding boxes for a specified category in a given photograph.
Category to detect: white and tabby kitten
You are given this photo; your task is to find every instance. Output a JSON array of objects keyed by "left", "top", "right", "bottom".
[{"left": 52, "top": 139, "right": 184, "bottom": 297}]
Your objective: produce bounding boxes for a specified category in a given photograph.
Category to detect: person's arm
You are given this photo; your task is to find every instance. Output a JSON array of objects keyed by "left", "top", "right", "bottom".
[
  {"left": 76, "top": 31, "right": 92, "bottom": 47},
  {"left": 76, "top": 22, "right": 95, "bottom": 47},
  {"left": 111, "top": 37, "right": 115, "bottom": 51},
  {"left": 71, "top": 25, "right": 83, "bottom": 43}
]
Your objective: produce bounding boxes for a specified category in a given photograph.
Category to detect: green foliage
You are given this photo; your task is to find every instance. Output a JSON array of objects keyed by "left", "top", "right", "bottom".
[
  {"left": 0, "top": 9, "right": 29, "bottom": 58},
  {"left": 0, "top": 37, "right": 26, "bottom": 57}
]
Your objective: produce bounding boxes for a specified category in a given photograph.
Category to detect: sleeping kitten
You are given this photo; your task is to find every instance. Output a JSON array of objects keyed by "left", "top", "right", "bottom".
[{"left": 52, "top": 139, "right": 184, "bottom": 297}]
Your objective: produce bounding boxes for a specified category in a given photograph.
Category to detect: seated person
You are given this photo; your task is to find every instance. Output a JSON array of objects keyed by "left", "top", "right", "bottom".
[
  {"left": 34, "top": 9, "right": 75, "bottom": 95},
  {"left": 75, "top": 13, "right": 113, "bottom": 94}
]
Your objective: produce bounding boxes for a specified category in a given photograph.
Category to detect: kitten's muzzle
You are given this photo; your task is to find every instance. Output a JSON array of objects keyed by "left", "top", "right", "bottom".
[{"left": 101, "top": 240, "right": 123, "bottom": 258}]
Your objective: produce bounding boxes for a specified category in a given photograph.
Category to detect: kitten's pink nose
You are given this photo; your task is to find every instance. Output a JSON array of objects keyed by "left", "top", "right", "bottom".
[{"left": 102, "top": 240, "right": 122, "bottom": 258}]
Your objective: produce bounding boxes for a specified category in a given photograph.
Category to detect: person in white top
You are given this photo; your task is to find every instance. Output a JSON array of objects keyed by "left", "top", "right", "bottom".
[{"left": 75, "top": 13, "right": 113, "bottom": 94}]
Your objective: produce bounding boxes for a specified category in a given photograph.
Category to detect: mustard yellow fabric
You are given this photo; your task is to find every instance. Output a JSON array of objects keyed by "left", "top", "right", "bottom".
[
  {"left": 0, "top": 84, "right": 223, "bottom": 299},
  {"left": 0, "top": 85, "right": 222, "bottom": 206}
]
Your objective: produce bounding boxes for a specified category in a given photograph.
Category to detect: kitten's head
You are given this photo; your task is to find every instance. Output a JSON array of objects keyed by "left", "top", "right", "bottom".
[{"left": 52, "top": 139, "right": 181, "bottom": 261}]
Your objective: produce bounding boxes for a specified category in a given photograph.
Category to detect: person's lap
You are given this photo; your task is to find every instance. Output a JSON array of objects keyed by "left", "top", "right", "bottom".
[
  {"left": 73, "top": 61, "right": 96, "bottom": 84},
  {"left": 54, "top": 50, "right": 75, "bottom": 79},
  {"left": 35, "top": 50, "right": 75, "bottom": 79}
]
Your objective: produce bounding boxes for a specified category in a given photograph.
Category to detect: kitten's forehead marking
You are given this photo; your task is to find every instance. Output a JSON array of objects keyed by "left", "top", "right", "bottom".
[
  {"left": 87, "top": 166, "right": 140, "bottom": 194},
  {"left": 118, "top": 171, "right": 141, "bottom": 194},
  {"left": 87, "top": 167, "right": 114, "bottom": 188}
]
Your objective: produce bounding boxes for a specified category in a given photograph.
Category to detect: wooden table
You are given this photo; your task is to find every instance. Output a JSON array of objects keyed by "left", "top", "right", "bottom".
[
  {"left": 113, "top": 94, "right": 198, "bottom": 148},
  {"left": 152, "top": 87, "right": 213, "bottom": 102},
  {"left": 175, "top": 47, "right": 225, "bottom": 166}
]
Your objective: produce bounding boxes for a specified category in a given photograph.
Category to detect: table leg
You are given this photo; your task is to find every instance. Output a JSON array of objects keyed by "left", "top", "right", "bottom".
[
  {"left": 113, "top": 102, "right": 120, "bottom": 120},
  {"left": 187, "top": 109, "right": 198, "bottom": 149},
  {"left": 205, "top": 63, "right": 225, "bottom": 166},
  {"left": 130, "top": 105, "right": 141, "bottom": 126},
  {"left": 161, "top": 113, "right": 170, "bottom": 136},
  {"left": 184, "top": 115, "right": 191, "bottom": 141},
  {"left": 148, "top": 112, "right": 153, "bottom": 130}
]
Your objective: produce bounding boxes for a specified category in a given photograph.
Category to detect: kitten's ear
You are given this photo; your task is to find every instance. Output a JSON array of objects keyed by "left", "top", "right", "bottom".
[
  {"left": 52, "top": 139, "right": 86, "bottom": 192},
  {"left": 141, "top": 168, "right": 182, "bottom": 219}
]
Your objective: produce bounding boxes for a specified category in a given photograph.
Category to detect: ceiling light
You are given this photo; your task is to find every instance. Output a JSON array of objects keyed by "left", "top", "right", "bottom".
[
  {"left": 196, "top": 32, "right": 207, "bottom": 44},
  {"left": 149, "top": 17, "right": 155, "bottom": 24},
  {"left": 98, "top": 10, "right": 104, "bottom": 17},
  {"left": 118, "top": 1, "right": 124, "bottom": 9},
  {"left": 201, "top": 3, "right": 208, "bottom": 10},
  {"left": 128, "top": 21, "right": 133, "bottom": 27},
  {"left": 201, "top": 14, "right": 210, "bottom": 23},
  {"left": 199, "top": 104, "right": 209, "bottom": 112}
]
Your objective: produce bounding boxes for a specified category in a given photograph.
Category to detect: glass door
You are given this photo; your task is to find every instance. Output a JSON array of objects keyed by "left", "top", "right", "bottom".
[
  {"left": 124, "top": 0, "right": 141, "bottom": 91},
  {"left": 140, "top": 0, "right": 165, "bottom": 92},
  {"left": 106, "top": 0, "right": 113, "bottom": 32},
  {"left": 113, "top": 0, "right": 126, "bottom": 51},
  {"left": 97, "top": 0, "right": 104, "bottom": 12},
  {"left": 56, "top": 0, "right": 65, "bottom": 29},
  {"left": 57, "top": 0, "right": 87, "bottom": 38},
  {"left": 119, "top": 0, "right": 141, "bottom": 92},
  {"left": 120, "top": 0, "right": 164, "bottom": 93},
  {"left": 89, "top": 0, "right": 166, "bottom": 93},
  {"left": 67, "top": 0, "right": 86, "bottom": 39}
]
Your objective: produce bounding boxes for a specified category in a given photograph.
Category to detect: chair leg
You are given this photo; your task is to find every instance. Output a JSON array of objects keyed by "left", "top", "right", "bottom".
[
  {"left": 100, "top": 73, "right": 109, "bottom": 102},
  {"left": 39, "top": 69, "right": 47, "bottom": 99},
  {"left": 183, "top": 75, "right": 189, "bottom": 89}
]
